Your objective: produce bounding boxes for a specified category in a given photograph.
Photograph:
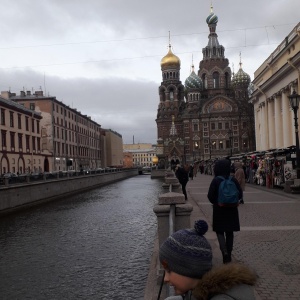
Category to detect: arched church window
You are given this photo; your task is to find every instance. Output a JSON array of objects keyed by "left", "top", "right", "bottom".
[
  {"left": 169, "top": 89, "right": 174, "bottom": 101},
  {"left": 225, "top": 72, "right": 229, "bottom": 88},
  {"left": 202, "top": 74, "right": 207, "bottom": 89},
  {"left": 213, "top": 72, "right": 219, "bottom": 88}
]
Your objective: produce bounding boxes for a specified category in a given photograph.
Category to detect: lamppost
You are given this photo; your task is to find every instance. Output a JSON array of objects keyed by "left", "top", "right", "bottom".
[
  {"left": 288, "top": 89, "right": 300, "bottom": 179},
  {"left": 228, "top": 129, "right": 233, "bottom": 157}
]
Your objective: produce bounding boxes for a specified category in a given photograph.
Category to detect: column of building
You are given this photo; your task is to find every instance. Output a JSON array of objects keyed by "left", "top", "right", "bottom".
[
  {"left": 281, "top": 89, "right": 293, "bottom": 147},
  {"left": 274, "top": 94, "right": 283, "bottom": 148},
  {"left": 267, "top": 98, "right": 276, "bottom": 149}
]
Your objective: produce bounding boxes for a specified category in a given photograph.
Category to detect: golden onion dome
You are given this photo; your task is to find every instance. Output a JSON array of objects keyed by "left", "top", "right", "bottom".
[{"left": 160, "top": 45, "right": 181, "bottom": 69}]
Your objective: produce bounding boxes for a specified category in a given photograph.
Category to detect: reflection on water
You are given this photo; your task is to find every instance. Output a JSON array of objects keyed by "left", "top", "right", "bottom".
[{"left": 0, "top": 176, "right": 163, "bottom": 299}]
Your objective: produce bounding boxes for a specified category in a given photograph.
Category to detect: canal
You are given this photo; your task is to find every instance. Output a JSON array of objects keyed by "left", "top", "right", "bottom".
[{"left": 0, "top": 175, "right": 164, "bottom": 299}]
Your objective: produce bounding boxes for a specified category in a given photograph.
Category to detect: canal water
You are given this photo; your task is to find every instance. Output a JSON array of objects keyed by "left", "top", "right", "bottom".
[{"left": 0, "top": 175, "right": 164, "bottom": 300}]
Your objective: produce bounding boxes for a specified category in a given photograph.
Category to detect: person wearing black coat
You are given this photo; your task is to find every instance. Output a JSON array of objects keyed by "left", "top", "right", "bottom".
[
  {"left": 175, "top": 164, "right": 189, "bottom": 200},
  {"left": 207, "top": 159, "right": 243, "bottom": 264}
]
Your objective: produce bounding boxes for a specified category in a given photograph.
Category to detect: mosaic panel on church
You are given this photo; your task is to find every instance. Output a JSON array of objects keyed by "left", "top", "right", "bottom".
[{"left": 205, "top": 99, "right": 232, "bottom": 113}]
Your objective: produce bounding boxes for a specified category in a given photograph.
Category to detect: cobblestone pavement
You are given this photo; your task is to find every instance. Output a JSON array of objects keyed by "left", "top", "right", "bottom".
[{"left": 187, "top": 172, "right": 300, "bottom": 300}]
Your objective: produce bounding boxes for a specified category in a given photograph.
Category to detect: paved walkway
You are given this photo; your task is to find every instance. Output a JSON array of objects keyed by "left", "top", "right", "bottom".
[
  {"left": 187, "top": 172, "right": 300, "bottom": 300},
  {"left": 145, "top": 172, "right": 300, "bottom": 300}
]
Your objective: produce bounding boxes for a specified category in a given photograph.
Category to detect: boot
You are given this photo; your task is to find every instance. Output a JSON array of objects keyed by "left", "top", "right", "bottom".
[{"left": 222, "top": 250, "right": 230, "bottom": 264}]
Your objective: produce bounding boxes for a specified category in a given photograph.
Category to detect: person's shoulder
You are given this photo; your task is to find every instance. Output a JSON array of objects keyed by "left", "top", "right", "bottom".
[
  {"left": 164, "top": 296, "right": 184, "bottom": 300},
  {"left": 210, "top": 284, "right": 256, "bottom": 300}
]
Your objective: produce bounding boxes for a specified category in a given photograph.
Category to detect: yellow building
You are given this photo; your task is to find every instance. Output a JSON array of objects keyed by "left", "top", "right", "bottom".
[
  {"left": 250, "top": 22, "right": 300, "bottom": 150},
  {"left": 123, "top": 143, "right": 157, "bottom": 167},
  {"left": 103, "top": 129, "right": 123, "bottom": 167}
]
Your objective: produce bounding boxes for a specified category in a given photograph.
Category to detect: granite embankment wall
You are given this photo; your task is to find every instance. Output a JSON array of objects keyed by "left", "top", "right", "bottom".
[{"left": 0, "top": 169, "right": 138, "bottom": 214}]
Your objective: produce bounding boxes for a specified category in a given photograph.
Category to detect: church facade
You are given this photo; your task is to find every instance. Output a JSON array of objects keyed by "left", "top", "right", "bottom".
[{"left": 155, "top": 8, "right": 255, "bottom": 169}]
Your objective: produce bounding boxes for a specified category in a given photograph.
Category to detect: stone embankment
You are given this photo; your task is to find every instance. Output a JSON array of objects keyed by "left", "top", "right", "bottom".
[{"left": 0, "top": 169, "right": 138, "bottom": 215}]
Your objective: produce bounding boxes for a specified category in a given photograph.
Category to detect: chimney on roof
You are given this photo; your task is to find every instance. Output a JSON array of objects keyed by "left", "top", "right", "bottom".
[
  {"left": 35, "top": 91, "right": 44, "bottom": 97},
  {"left": 20, "top": 91, "right": 25, "bottom": 97},
  {"left": 26, "top": 91, "right": 31, "bottom": 96}
]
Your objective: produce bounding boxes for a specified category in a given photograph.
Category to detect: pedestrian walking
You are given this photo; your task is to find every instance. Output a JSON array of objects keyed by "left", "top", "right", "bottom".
[
  {"left": 235, "top": 162, "right": 246, "bottom": 204},
  {"left": 159, "top": 219, "right": 257, "bottom": 299},
  {"left": 188, "top": 164, "right": 194, "bottom": 180},
  {"left": 207, "top": 159, "right": 243, "bottom": 264},
  {"left": 175, "top": 164, "right": 189, "bottom": 200}
]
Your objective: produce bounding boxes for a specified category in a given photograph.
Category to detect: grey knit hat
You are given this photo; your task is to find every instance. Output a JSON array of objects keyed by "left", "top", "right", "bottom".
[{"left": 159, "top": 220, "right": 212, "bottom": 278}]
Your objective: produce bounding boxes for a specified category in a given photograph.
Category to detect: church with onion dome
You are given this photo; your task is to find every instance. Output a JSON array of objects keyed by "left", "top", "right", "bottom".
[{"left": 155, "top": 6, "right": 255, "bottom": 169}]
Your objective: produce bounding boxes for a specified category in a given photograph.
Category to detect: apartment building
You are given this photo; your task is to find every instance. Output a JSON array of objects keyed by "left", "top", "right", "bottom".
[
  {"left": 102, "top": 129, "right": 123, "bottom": 168},
  {"left": 0, "top": 96, "right": 44, "bottom": 174},
  {"left": 1, "top": 90, "right": 102, "bottom": 172}
]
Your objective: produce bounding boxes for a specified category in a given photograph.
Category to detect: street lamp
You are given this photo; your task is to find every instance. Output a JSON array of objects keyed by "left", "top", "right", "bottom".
[
  {"left": 288, "top": 89, "right": 300, "bottom": 179},
  {"left": 227, "top": 129, "right": 233, "bottom": 157}
]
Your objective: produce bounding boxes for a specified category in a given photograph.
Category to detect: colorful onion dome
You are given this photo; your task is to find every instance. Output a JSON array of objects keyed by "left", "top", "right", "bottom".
[
  {"left": 206, "top": 12, "right": 218, "bottom": 25},
  {"left": 232, "top": 65, "right": 251, "bottom": 88},
  {"left": 161, "top": 45, "right": 181, "bottom": 69},
  {"left": 185, "top": 67, "right": 203, "bottom": 89}
]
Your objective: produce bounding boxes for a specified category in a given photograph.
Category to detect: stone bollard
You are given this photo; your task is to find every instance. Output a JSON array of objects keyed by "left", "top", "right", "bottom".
[
  {"left": 153, "top": 191, "right": 193, "bottom": 286},
  {"left": 4, "top": 178, "right": 9, "bottom": 187}
]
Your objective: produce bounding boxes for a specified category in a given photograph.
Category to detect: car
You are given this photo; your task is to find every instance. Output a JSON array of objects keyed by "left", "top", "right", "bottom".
[{"left": 3, "top": 172, "right": 18, "bottom": 178}]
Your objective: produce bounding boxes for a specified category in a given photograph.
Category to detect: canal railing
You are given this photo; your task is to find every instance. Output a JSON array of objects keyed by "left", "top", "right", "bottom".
[{"left": 153, "top": 169, "right": 193, "bottom": 298}]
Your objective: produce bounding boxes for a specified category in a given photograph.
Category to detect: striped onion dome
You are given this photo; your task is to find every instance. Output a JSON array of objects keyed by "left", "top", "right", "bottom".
[
  {"left": 232, "top": 65, "right": 251, "bottom": 88},
  {"left": 206, "top": 12, "right": 218, "bottom": 25},
  {"left": 185, "top": 66, "right": 203, "bottom": 89}
]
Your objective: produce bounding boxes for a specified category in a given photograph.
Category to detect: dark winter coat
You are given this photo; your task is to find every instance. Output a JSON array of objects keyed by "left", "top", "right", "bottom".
[
  {"left": 207, "top": 159, "right": 242, "bottom": 232},
  {"left": 175, "top": 167, "right": 189, "bottom": 185},
  {"left": 164, "top": 263, "right": 257, "bottom": 300}
]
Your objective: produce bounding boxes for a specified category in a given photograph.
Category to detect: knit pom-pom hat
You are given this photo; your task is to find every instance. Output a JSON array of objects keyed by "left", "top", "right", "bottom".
[{"left": 159, "top": 220, "right": 212, "bottom": 278}]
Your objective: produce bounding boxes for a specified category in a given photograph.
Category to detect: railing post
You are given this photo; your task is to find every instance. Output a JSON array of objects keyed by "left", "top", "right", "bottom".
[{"left": 153, "top": 171, "right": 193, "bottom": 297}]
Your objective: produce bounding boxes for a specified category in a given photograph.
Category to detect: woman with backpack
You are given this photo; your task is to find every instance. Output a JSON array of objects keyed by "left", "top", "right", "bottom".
[{"left": 207, "top": 159, "right": 243, "bottom": 264}]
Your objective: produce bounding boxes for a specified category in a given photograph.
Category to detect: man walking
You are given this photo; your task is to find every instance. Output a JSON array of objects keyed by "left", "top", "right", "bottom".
[{"left": 175, "top": 164, "right": 189, "bottom": 200}]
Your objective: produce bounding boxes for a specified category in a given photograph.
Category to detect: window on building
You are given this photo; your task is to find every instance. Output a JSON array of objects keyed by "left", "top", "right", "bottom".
[
  {"left": 10, "top": 132, "right": 15, "bottom": 148},
  {"left": 218, "top": 123, "right": 222, "bottom": 129},
  {"left": 18, "top": 114, "right": 22, "bottom": 129},
  {"left": 193, "top": 124, "right": 198, "bottom": 131},
  {"left": 31, "top": 118, "right": 35, "bottom": 133},
  {"left": 225, "top": 72, "right": 229, "bottom": 88},
  {"left": 202, "top": 74, "right": 207, "bottom": 89},
  {"left": 225, "top": 122, "right": 229, "bottom": 129},
  {"left": 37, "top": 121, "right": 40, "bottom": 134},
  {"left": 211, "top": 123, "right": 215, "bottom": 130},
  {"left": 30, "top": 103, "right": 35, "bottom": 110},
  {"left": 10, "top": 112, "right": 14, "bottom": 127},
  {"left": 37, "top": 138, "right": 40, "bottom": 151},
  {"left": 243, "top": 122, "right": 247, "bottom": 129},
  {"left": 18, "top": 134, "right": 22, "bottom": 150},
  {"left": 211, "top": 141, "right": 216, "bottom": 149},
  {"left": 25, "top": 117, "right": 29, "bottom": 131},
  {"left": 26, "top": 135, "right": 30, "bottom": 150},
  {"left": 32, "top": 136, "right": 36, "bottom": 151},
  {"left": 213, "top": 72, "right": 220, "bottom": 88},
  {"left": 1, "top": 130, "right": 7, "bottom": 147},
  {"left": 1, "top": 109, "right": 5, "bottom": 125},
  {"left": 219, "top": 140, "right": 223, "bottom": 149}
]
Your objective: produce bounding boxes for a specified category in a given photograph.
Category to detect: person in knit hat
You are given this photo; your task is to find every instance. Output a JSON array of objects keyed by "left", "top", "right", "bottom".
[{"left": 159, "top": 220, "right": 257, "bottom": 300}]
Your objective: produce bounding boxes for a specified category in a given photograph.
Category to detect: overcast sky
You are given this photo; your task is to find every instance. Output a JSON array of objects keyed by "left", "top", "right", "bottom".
[{"left": 0, "top": 0, "right": 299, "bottom": 144}]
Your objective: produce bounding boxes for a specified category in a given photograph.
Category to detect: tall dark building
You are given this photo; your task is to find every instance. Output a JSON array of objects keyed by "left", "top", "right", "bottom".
[{"left": 156, "top": 7, "right": 255, "bottom": 169}]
